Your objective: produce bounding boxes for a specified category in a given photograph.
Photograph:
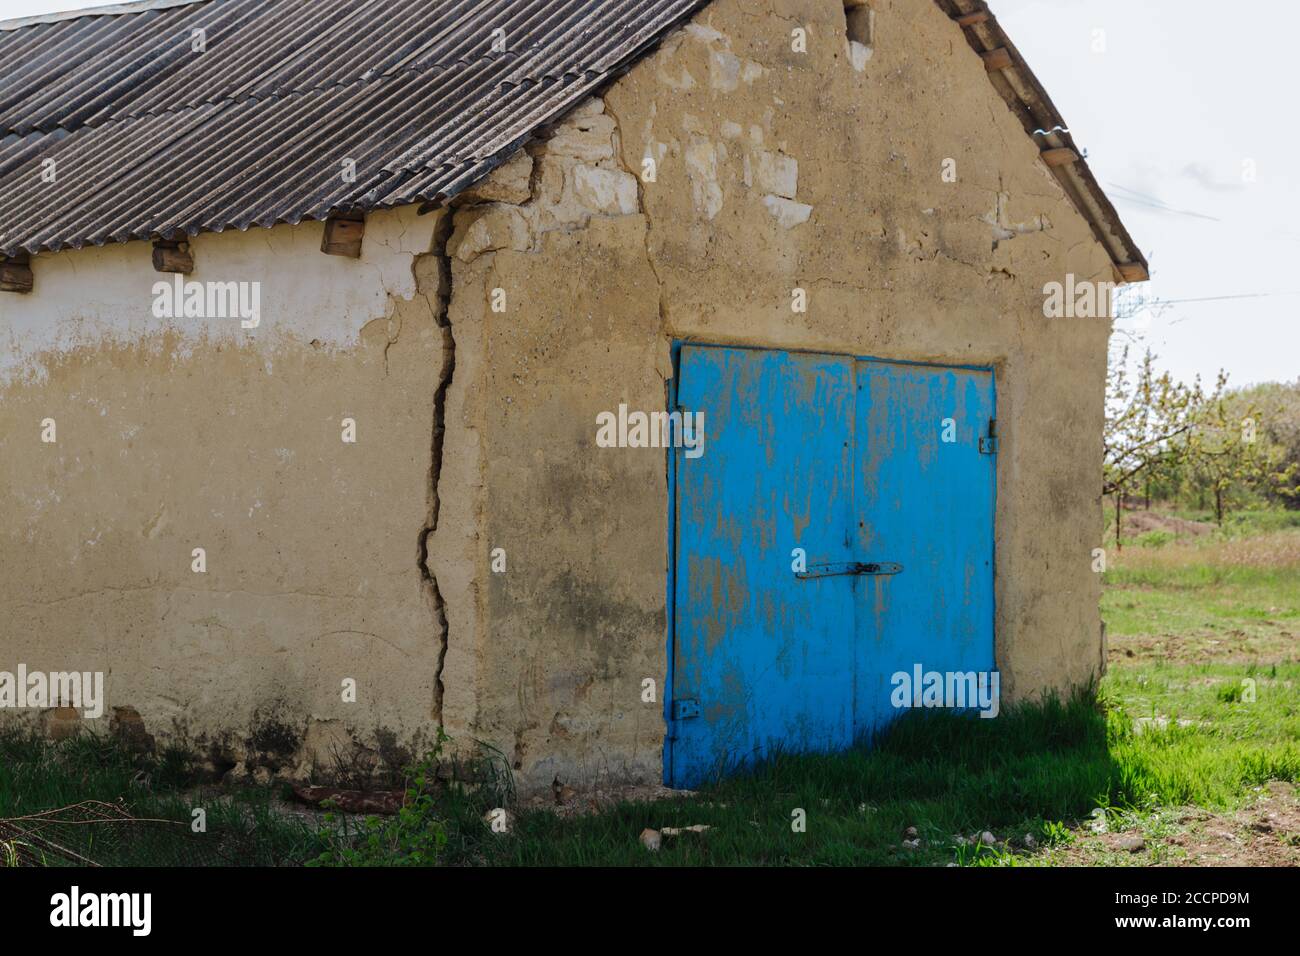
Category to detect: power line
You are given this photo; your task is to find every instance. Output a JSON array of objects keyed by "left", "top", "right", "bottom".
[
  {"left": 1115, "top": 290, "right": 1300, "bottom": 325},
  {"left": 1148, "top": 291, "right": 1300, "bottom": 306},
  {"left": 1105, "top": 182, "right": 1221, "bottom": 222}
]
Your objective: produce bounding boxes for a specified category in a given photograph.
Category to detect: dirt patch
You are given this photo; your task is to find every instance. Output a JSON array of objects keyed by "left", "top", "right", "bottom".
[
  {"left": 1108, "top": 626, "right": 1299, "bottom": 666},
  {"left": 1044, "top": 781, "right": 1300, "bottom": 866},
  {"left": 1120, "top": 509, "right": 1215, "bottom": 539}
]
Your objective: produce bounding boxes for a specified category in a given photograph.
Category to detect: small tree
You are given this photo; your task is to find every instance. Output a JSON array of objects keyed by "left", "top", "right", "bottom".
[
  {"left": 1103, "top": 347, "right": 1206, "bottom": 549},
  {"left": 1183, "top": 383, "right": 1259, "bottom": 526},
  {"left": 1184, "top": 392, "right": 1300, "bottom": 523},
  {"left": 1231, "top": 382, "right": 1300, "bottom": 509}
]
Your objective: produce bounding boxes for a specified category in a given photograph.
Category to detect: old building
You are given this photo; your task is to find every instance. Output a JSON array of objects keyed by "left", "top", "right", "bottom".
[{"left": 0, "top": 0, "right": 1144, "bottom": 791}]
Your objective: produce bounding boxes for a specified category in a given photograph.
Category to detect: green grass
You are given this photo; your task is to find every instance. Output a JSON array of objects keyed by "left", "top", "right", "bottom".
[
  {"left": 1102, "top": 527, "right": 1300, "bottom": 663},
  {"left": 441, "top": 693, "right": 1119, "bottom": 866},
  {"left": 4, "top": 511, "right": 1297, "bottom": 867},
  {"left": 1107, "top": 563, "right": 1299, "bottom": 590},
  {"left": 396, "top": 671, "right": 1296, "bottom": 866},
  {"left": 1102, "top": 568, "right": 1298, "bottom": 648},
  {"left": 1104, "top": 663, "right": 1300, "bottom": 806},
  {"left": 4, "top": 671, "right": 1295, "bottom": 866},
  {"left": 0, "top": 731, "right": 314, "bottom": 866}
]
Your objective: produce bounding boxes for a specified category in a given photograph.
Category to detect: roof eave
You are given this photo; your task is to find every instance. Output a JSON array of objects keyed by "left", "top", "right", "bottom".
[
  {"left": 0, "top": 0, "right": 203, "bottom": 33},
  {"left": 936, "top": 0, "right": 1149, "bottom": 283}
]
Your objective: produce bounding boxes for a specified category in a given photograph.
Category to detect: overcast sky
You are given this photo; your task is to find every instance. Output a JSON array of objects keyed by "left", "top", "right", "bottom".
[
  {"left": 994, "top": 0, "right": 1300, "bottom": 390},
  {"left": 2, "top": 0, "right": 1296, "bottom": 389},
  {"left": 1, "top": 0, "right": 124, "bottom": 19}
]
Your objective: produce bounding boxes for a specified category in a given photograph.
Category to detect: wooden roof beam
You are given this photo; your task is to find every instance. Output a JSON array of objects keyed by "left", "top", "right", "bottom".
[
  {"left": 1, "top": 252, "right": 33, "bottom": 294},
  {"left": 321, "top": 215, "right": 365, "bottom": 258},
  {"left": 1040, "top": 147, "right": 1079, "bottom": 167},
  {"left": 152, "top": 238, "right": 194, "bottom": 274},
  {"left": 1116, "top": 262, "right": 1149, "bottom": 283},
  {"left": 981, "top": 47, "right": 1012, "bottom": 71}
]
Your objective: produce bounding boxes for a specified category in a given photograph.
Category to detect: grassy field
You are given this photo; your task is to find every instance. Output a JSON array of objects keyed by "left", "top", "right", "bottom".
[
  {"left": 1103, "top": 515, "right": 1300, "bottom": 665},
  {"left": 2, "top": 510, "right": 1297, "bottom": 866}
]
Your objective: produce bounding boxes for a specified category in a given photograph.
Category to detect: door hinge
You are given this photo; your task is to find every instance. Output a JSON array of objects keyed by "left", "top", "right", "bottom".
[
  {"left": 672, "top": 698, "right": 701, "bottom": 720},
  {"left": 980, "top": 419, "right": 998, "bottom": 454}
]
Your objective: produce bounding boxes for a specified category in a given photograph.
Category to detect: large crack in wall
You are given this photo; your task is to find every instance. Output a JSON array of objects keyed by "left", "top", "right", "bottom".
[
  {"left": 434, "top": 93, "right": 666, "bottom": 785},
  {"left": 418, "top": 211, "right": 456, "bottom": 726}
]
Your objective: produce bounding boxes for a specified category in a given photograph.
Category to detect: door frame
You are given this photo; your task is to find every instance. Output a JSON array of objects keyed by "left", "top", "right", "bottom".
[{"left": 664, "top": 341, "right": 999, "bottom": 787}]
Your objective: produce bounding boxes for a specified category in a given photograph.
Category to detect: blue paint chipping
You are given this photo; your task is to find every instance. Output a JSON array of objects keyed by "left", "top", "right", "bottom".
[{"left": 666, "top": 344, "right": 997, "bottom": 789}]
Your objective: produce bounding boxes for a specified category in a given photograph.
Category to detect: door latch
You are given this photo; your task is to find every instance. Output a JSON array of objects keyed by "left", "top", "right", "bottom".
[{"left": 796, "top": 561, "right": 903, "bottom": 579}]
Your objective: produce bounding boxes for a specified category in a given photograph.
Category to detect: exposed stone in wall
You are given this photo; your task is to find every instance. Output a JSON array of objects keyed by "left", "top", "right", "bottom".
[
  {"left": 456, "top": 151, "right": 534, "bottom": 206},
  {"left": 572, "top": 166, "right": 639, "bottom": 216},
  {"left": 447, "top": 96, "right": 644, "bottom": 266},
  {"left": 685, "top": 136, "right": 725, "bottom": 220},
  {"left": 754, "top": 149, "right": 798, "bottom": 199},
  {"left": 763, "top": 194, "right": 814, "bottom": 229}
]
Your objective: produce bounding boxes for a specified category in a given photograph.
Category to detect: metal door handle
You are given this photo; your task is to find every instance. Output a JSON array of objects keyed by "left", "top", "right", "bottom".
[{"left": 795, "top": 561, "right": 902, "bottom": 579}]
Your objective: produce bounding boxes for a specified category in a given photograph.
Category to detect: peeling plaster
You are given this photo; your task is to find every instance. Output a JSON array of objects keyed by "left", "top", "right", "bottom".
[{"left": 0, "top": 208, "right": 437, "bottom": 387}]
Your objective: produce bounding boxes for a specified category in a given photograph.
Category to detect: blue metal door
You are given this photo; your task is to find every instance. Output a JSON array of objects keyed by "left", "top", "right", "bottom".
[
  {"left": 667, "top": 345, "right": 996, "bottom": 789},
  {"left": 669, "top": 346, "right": 858, "bottom": 789},
  {"left": 851, "top": 361, "right": 997, "bottom": 739}
]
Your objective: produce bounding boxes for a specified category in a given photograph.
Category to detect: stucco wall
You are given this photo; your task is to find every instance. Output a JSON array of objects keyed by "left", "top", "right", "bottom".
[
  {"left": 439, "top": 0, "right": 1116, "bottom": 791},
  {"left": 0, "top": 205, "right": 450, "bottom": 777},
  {"left": 1, "top": 0, "right": 1118, "bottom": 793}
]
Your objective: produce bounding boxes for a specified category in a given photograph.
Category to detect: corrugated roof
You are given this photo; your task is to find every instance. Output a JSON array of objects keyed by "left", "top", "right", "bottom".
[
  {"left": 0, "top": 0, "right": 1145, "bottom": 281},
  {"left": 0, "top": 0, "right": 710, "bottom": 255}
]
